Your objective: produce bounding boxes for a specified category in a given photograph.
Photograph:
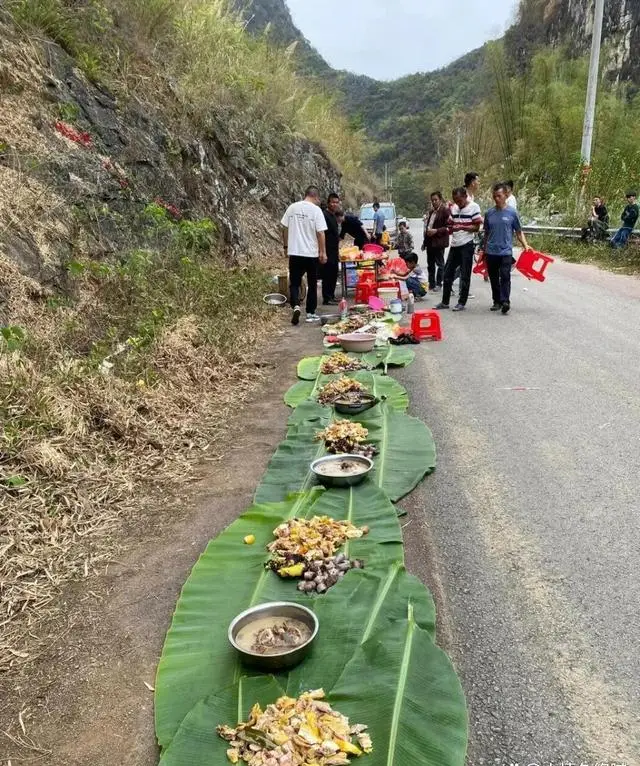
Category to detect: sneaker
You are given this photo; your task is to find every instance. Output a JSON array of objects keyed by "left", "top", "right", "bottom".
[
  {"left": 490, "top": 303, "right": 502, "bottom": 312},
  {"left": 323, "top": 299, "right": 339, "bottom": 306},
  {"left": 468, "top": 294, "right": 476, "bottom": 299},
  {"left": 435, "top": 302, "right": 450, "bottom": 310},
  {"left": 452, "top": 303, "right": 466, "bottom": 312},
  {"left": 305, "top": 313, "right": 320, "bottom": 322},
  {"left": 501, "top": 302, "right": 511, "bottom": 315},
  {"left": 430, "top": 286, "right": 441, "bottom": 293},
  {"left": 292, "top": 306, "right": 301, "bottom": 325}
]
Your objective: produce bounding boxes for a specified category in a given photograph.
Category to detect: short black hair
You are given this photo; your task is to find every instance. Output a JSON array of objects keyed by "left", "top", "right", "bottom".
[
  {"left": 505, "top": 180, "right": 514, "bottom": 191},
  {"left": 430, "top": 191, "right": 443, "bottom": 200},
  {"left": 626, "top": 190, "right": 638, "bottom": 197},
  {"left": 305, "top": 185, "right": 320, "bottom": 198},
  {"left": 452, "top": 186, "right": 468, "bottom": 199},
  {"left": 404, "top": 253, "right": 418, "bottom": 265},
  {"left": 464, "top": 172, "right": 479, "bottom": 187},
  {"left": 373, "top": 202, "right": 380, "bottom": 210},
  {"left": 493, "top": 182, "right": 508, "bottom": 193},
  {"left": 328, "top": 192, "right": 341, "bottom": 203}
]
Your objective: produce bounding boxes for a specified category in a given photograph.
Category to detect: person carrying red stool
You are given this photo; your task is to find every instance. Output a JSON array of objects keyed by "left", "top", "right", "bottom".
[{"left": 483, "top": 182, "right": 531, "bottom": 315}]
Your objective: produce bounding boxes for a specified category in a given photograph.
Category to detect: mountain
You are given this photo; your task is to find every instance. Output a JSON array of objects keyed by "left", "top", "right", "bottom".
[{"left": 233, "top": 0, "right": 640, "bottom": 173}]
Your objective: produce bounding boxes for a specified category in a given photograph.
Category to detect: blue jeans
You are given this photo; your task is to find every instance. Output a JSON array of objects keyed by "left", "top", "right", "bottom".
[
  {"left": 610, "top": 227, "right": 633, "bottom": 248},
  {"left": 406, "top": 276, "right": 426, "bottom": 297}
]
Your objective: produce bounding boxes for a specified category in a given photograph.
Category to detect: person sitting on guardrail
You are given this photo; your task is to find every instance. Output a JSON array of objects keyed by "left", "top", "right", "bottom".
[
  {"left": 610, "top": 191, "right": 639, "bottom": 249},
  {"left": 581, "top": 196, "right": 609, "bottom": 242}
]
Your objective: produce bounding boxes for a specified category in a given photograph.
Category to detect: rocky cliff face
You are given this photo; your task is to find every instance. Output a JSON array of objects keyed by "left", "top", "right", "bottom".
[
  {"left": 0, "top": 16, "right": 341, "bottom": 289},
  {"left": 508, "top": 0, "right": 640, "bottom": 85}
]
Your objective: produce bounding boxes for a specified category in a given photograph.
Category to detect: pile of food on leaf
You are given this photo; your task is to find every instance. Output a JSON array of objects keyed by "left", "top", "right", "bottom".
[
  {"left": 316, "top": 421, "right": 377, "bottom": 458},
  {"left": 218, "top": 688, "right": 373, "bottom": 765},
  {"left": 322, "top": 314, "right": 379, "bottom": 336},
  {"left": 320, "top": 353, "right": 369, "bottom": 375},
  {"left": 317, "top": 378, "right": 368, "bottom": 406},
  {"left": 267, "top": 516, "right": 367, "bottom": 594}
]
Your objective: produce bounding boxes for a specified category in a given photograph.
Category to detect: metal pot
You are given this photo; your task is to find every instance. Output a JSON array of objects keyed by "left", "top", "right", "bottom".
[
  {"left": 320, "top": 313, "right": 341, "bottom": 326},
  {"left": 228, "top": 602, "right": 319, "bottom": 672},
  {"left": 263, "top": 293, "right": 287, "bottom": 307},
  {"left": 310, "top": 454, "right": 373, "bottom": 489},
  {"left": 334, "top": 395, "right": 379, "bottom": 415}
]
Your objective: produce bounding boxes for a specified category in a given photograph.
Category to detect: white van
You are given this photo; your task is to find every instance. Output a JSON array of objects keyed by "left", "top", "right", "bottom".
[{"left": 359, "top": 202, "right": 398, "bottom": 245}]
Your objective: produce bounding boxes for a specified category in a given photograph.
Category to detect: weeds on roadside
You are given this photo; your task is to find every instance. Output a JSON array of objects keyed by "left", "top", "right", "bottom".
[
  {"left": 0, "top": 203, "right": 278, "bottom": 670},
  {"left": 529, "top": 234, "right": 640, "bottom": 274}
]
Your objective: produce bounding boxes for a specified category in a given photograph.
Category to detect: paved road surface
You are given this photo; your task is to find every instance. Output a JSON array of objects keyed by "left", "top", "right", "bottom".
[{"left": 399, "top": 219, "right": 640, "bottom": 765}]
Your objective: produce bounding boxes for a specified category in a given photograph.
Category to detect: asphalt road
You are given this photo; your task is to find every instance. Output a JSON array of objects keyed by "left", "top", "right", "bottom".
[{"left": 399, "top": 219, "right": 640, "bottom": 766}]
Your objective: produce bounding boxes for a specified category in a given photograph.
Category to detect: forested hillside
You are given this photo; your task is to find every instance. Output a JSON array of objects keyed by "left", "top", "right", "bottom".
[{"left": 236, "top": 0, "right": 640, "bottom": 215}]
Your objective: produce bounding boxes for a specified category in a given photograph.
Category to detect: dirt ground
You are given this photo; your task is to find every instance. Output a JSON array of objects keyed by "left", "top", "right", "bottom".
[{"left": 0, "top": 328, "right": 314, "bottom": 766}]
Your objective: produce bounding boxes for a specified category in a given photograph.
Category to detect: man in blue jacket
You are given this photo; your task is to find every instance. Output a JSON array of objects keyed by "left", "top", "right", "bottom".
[
  {"left": 483, "top": 183, "right": 531, "bottom": 315},
  {"left": 610, "top": 191, "right": 639, "bottom": 249}
]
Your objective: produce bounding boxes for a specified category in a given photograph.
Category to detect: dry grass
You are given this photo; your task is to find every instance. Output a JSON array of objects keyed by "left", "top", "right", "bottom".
[{"left": 0, "top": 255, "right": 281, "bottom": 672}]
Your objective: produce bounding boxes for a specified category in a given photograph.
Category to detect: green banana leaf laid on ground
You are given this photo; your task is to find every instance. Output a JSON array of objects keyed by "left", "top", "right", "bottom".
[
  {"left": 284, "top": 370, "right": 409, "bottom": 411},
  {"left": 159, "top": 606, "right": 467, "bottom": 766},
  {"left": 297, "top": 347, "right": 415, "bottom": 381},
  {"left": 329, "top": 605, "right": 468, "bottom": 766},
  {"left": 155, "top": 486, "right": 407, "bottom": 748},
  {"left": 257, "top": 402, "right": 436, "bottom": 505}
]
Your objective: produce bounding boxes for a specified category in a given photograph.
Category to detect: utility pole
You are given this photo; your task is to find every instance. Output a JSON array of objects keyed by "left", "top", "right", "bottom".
[
  {"left": 455, "top": 126, "right": 462, "bottom": 168},
  {"left": 580, "top": 0, "right": 605, "bottom": 166}
]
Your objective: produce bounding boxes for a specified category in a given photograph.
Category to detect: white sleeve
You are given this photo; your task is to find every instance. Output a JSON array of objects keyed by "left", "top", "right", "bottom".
[
  {"left": 315, "top": 206, "right": 328, "bottom": 232},
  {"left": 280, "top": 206, "right": 291, "bottom": 227}
]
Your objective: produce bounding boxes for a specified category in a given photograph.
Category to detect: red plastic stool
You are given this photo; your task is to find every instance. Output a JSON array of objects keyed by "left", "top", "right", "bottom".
[
  {"left": 473, "top": 257, "right": 488, "bottom": 278},
  {"left": 411, "top": 310, "right": 443, "bottom": 342},
  {"left": 516, "top": 249, "right": 555, "bottom": 282}
]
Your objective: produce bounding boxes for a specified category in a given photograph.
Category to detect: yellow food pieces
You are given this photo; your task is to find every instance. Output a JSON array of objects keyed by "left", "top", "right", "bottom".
[
  {"left": 243, "top": 534, "right": 256, "bottom": 545},
  {"left": 217, "top": 689, "right": 371, "bottom": 765},
  {"left": 277, "top": 562, "right": 306, "bottom": 578}
]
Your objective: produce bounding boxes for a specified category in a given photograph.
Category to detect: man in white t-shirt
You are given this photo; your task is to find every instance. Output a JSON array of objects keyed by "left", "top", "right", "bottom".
[
  {"left": 281, "top": 186, "right": 328, "bottom": 325},
  {"left": 435, "top": 187, "right": 483, "bottom": 312},
  {"left": 506, "top": 180, "right": 518, "bottom": 211}
]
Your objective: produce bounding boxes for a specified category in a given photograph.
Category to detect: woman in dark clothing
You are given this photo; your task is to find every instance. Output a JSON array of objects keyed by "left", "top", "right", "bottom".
[{"left": 422, "top": 191, "right": 451, "bottom": 291}]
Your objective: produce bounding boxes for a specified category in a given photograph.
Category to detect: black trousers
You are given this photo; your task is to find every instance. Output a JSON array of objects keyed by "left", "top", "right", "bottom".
[
  {"left": 320, "top": 258, "right": 339, "bottom": 302},
  {"left": 289, "top": 255, "right": 318, "bottom": 314},
  {"left": 487, "top": 254, "right": 512, "bottom": 305},
  {"left": 442, "top": 242, "right": 474, "bottom": 306},
  {"left": 426, "top": 246, "right": 445, "bottom": 289}
]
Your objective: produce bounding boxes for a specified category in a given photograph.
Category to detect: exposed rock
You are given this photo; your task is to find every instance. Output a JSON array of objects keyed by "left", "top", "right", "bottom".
[{"left": 0, "top": 16, "right": 342, "bottom": 286}]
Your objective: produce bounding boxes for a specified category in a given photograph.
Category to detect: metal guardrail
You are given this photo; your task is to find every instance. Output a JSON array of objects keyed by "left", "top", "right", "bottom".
[{"left": 522, "top": 224, "right": 639, "bottom": 241}]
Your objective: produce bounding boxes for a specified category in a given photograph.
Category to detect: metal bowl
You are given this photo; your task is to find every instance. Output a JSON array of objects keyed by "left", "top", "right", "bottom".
[
  {"left": 337, "top": 333, "right": 377, "bottom": 353},
  {"left": 263, "top": 293, "right": 287, "bottom": 307},
  {"left": 310, "top": 454, "right": 373, "bottom": 489},
  {"left": 320, "top": 313, "right": 342, "bottom": 326},
  {"left": 334, "top": 395, "right": 379, "bottom": 415},
  {"left": 228, "top": 602, "right": 319, "bottom": 672}
]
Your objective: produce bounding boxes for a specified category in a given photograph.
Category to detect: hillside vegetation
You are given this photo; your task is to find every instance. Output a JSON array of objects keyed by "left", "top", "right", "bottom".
[
  {"left": 236, "top": 0, "right": 640, "bottom": 219},
  {"left": 0, "top": 0, "right": 376, "bottom": 670}
]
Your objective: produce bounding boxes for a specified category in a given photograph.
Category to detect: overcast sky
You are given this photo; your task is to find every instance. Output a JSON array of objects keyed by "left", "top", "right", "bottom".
[{"left": 287, "top": 0, "right": 520, "bottom": 80}]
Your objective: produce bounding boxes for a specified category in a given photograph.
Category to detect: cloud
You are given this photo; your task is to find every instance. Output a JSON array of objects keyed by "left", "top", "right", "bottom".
[{"left": 287, "top": 0, "right": 519, "bottom": 80}]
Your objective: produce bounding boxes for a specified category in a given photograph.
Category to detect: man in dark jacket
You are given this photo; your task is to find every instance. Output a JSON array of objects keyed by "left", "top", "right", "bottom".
[
  {"left": 321, "top": 192, "right": 341, "bottom": 304},
  {"left": 337, "top": 210, "right": 370, "bottom": 250},
  {"left": 422, "top": 191, "right": 450, "bottom": 291},
  {"left": 610, "top": 191, "right": 639, "bottom": 249}
]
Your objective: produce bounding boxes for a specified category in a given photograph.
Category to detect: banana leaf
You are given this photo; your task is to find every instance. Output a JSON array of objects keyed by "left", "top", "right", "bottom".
[
  {"left": 329, "top": 605, "right": 468, "bottom": 766},
  {"left": 356, "top": 405, "right": 437, "bottom": 502},
  {"left": 257, "top": 403, "right": 436, "bottom": 505},
  {"left": 159, "top": 676, "right": 285, "bottom": 765},
  {"left": 155, "top": 486, "right": 406, "bottom": 748},
  {"left": 284, "top": 370, "right": 409, "bottom": 411},
  {"left": 297, "top": 348, "right": 415, "bottom": 381},
  {"left": 158, "top": 604, "right": 465, "bottom": 766}
]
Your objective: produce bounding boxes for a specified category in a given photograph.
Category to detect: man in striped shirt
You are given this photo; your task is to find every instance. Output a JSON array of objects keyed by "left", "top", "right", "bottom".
[{"left": 436, "top": 187, "right": 483, "bottom": 312}]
